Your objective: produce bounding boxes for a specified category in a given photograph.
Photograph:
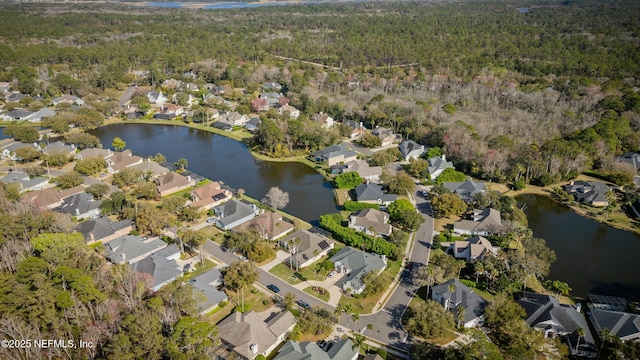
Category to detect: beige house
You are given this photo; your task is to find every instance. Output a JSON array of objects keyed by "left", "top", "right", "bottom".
[
  {"left": 232, "top": 212, "right": 295, "bottom": 241},
  {"left": 22, "top": 185, "right": 85, "bottom": 209},
  {"left": 453, "top": 208, "right": 502, "bottom": 236},
  {"left": 74, "top": 148, "right": 113, "bottom": 161},
  {"left": 348, "top": 208, "right": 392, "bottom": 237},
  {"left": 155, "top": 172, "right": 196, "bottom": 197},
  {"left": 441, "top": 236, "right": 498, "bottom": 262},
  {"left": 279, "top": 230, "right": 335, "bottom": 269},
  {"left": 106, "top": 150, "right": 144, "bottom": 173},
  {"left": 187, "top": 182, "right": 232, "bottom": 210}
]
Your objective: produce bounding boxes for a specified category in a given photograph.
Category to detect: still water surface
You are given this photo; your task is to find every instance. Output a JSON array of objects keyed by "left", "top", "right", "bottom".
[
  {"left": 90, "top": 124, "right": 338, "bottom": 223},
  {"left": 518, "top": 194, "right": 640, "bottom": 300}
]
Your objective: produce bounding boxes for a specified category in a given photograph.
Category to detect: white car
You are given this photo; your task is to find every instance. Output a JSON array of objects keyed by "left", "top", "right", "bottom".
[
  {"left": 327, "top": 270, "right": 337, "bottom": 279},
  {"left": 206, "top": 217, "right": 216, "bottom": 223}
]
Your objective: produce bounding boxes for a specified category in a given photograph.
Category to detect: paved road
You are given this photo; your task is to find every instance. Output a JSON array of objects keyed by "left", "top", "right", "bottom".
[
  {"left": 118, "top": 85, "right": 137, "bottom": 107},
  {"left": 350, "top": 192, "right": 434, "bottom": 352},
  {"left": 202, "top": 239, "right": 334, "bottom": 311}
]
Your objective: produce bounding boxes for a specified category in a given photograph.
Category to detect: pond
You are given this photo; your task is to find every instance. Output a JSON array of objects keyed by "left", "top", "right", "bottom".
[
  {"left": 90, "top": 123, "right": 339, "bottom": 224},
  {"left": 517, "top": 194, "right": 640, "bottom": 301}
]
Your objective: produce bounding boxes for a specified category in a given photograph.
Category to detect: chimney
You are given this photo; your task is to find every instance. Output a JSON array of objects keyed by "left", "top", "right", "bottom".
[
  {"left": 442, "top": 154, "right": 446, "bottom": 161},
  {"left": 187, "top": 175, "right": 192, "bottom": 183},
  {"left": 575, "top": 303, "right": 582, "bottom": 312},
  {"left": 89, "top": 233, "right": 95, "bottom": 242},
  {"left": 359, "top": 121, "right": 363, "bottom": 129},
  {"left": 75, "top": 208, "right": 80, "bottom": 216},
  {"left": 249, "top": 344, "right": 258, "bottom": 354}
]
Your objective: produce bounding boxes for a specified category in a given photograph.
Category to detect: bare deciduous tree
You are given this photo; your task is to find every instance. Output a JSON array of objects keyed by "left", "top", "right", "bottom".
[{"left": 262, "top": 186, "right": 290, "bottom": 211}]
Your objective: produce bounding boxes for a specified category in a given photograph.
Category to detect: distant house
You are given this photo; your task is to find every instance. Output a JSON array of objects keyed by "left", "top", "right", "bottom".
[
  {"left": 589, "top": 305, "right": 640, "bottom": 343},
  {"left": 43, "top": 141, "right": 76, "bottom": 156},
  {"left": 21, "top": 185, "right": 85, "bottom": 209},
  {"left": 123, "top": 104, "right": 145, "bottom": 119},
  {"left": 131, "top": 244, "right": 182, "bottom": 292},
  {"left": 233, "top": 211, "right": 295, "bottom": 241},
  {"left": 278, "top": 104, "right": 300, "bottom": 119},
  {"left": 190, "top": 269, "right": 229, "bottom": 315},
  {"left": 153, "top": 104, "right": 184, "bottom": 119},
  {"left": 75, "top": 217, "right": 134, "bottom": 245},
  {"left": 106, "top": 150, "right": 144, "bottom": 173},
  {"left": 3, "top": 109, "right": 34, "bottom": 121},
  {"left": 31, "top": 108, "right": 56, "bottom": 122},
  {"left": 427, "top": 155, "right": 454, "bottom": 179},
  {"left": 311, "top": 144, "right": 358, "bottom": 167},
  {"left": 453, "top": 208, "right": 502, "bottom": 236},
  {"left": 518, "top": 292, "right": 597, "bottom": 358},
  {"left": 343, "top": 120, "right": 365, "bottom": 139},
  {"left": 162, "top": 78, "right": 182, "bottom": 90},
  {"left": 262, "top": 82, "right": 283, "bottom": 92},
  {"left": 245, "top": 118, "right": 261, "bottom": 132},
  {"left": 55, "top": 192, "right": 102, "bottom": 219},
  {"left": 104, "top": 235, "right": 168, "bottom": 264},
  {"left": 259, "top": 92, "right": 285, "bottom": 108},
  {"left": 443, "top": 180, "right": 486, "bottom": 202},
  {"left": 217, "top": 310, "right": 296, "bottom": 360},
  {"left": 252, "top": 97, "right": 270, "bottom": 112},
  {"left": 372, "top": 126, "right": 399, "bottom": 147},
  {"left": 431, "top": 279, "right": 489, "bottom": 328},
  {"left": 154, "top": 172, "right": 196, "bottom": 197},
  {"left": 311, "top": 112, "right": 334, "bottom": 128},
  {"left": 274, "top": 338, "right": 358, "bottom": 360},
  {"left": 330, "top": 246, "right": 386, "bottom": 295},
  {"left": 398, "top": 140, "right": 425, "bottom": 161},
  {"left": 441, "top": 236, "right": 498, "bottom": 262},
  {"left": 336, "top": 159, "right": 382, "bottom": 183},
  {"left": 616, "top": 152, "right": 640, "bottom": 173},
  {"left": 213, "top": 199, "right": 259, "bottom": 230},
  {"left": 215, "top": 112, "right": 249, "bottom": 127},
  {"left": 146, "top": 90, "right": 167, "bottom": 105},
  {"left": 202, "top": 93, "right": 223, "bottom": 105},
  {"left": 354, "top": 183, "right": 398, "bottom": 206},
  {"left": 564, "top": 181, "right": 610, "bottom": 207},
  {"left": 279, "top": 230, "right": 335, "bottom": 269},
  {"left": 0, "top": 172, "right": 49, "bottom": 193},
  {"left": 187, "top": 182, "right": 232, "bottom": 211},
  {"left": 131, "top": 160, "right": 170, "bottom": 179},
  {"left": 74, "top": 148, "right": 113, "bottom": 161},
  {"left": 52, "top": 94, "right": 84, "bottom": 107},
  {"left": 349, "top": 208, "right": 392, "bottom": 237},
  {"left": 1, "top": 142, "right": 37, "bottom": 160},
  {"left": 6, "top": 92, "right": 27, "bottom": 103}
]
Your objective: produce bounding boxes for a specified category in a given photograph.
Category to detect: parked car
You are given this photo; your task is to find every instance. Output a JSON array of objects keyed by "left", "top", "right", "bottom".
[
  {"left": 421, "top": 190, "right": 428, "bottom": 197},
  {"left": 206, "top": 217, "right": 216, "bottom": 223},
  {"left": 183, "top": 263, "right": 192, "bottom": 273},
  {"left": 267, "top": 284, "right": 280, "bottom": 293},
  {"left": 327, "top": 270, "right": 337, "bottom": 279},
  {"left": 296, "top": 300, "right": 310, "bottom": 309}
]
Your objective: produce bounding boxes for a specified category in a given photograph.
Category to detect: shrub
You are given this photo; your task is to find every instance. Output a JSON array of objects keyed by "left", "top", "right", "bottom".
[
  {"left": 319, "top": 214, "right": 398, "bottom": 259},
  {"left": 343, "top": 201, "right": 379, "bottom": 211}
]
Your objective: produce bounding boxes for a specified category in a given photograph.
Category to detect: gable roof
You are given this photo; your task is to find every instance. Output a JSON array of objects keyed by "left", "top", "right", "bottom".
[
  {"left": 432, "top": 279, "right": 489, "bottom": 325},
  {"left": 131, "top": 160, "right": 170, "bottom": 178},
  {"left": 274, "top": 338, "right": 358, "bottom": 360},
  {"left": 214, "top": 199, "right": 257, "bottom": 228},
  {"left": 399, "top": 140, "right": 425, "bottom": 158},
  {"left": 564, "top": 181, "right": 610, "bottom": 205},
  {"left": 616, "top": 152, "right": 640, "bottom": 170},
  {"left": 280, "top": 229, "right": 335, "bottom": 264},
  {"left": 189, "top": 269, "right": 228, "bottom": 314},
  {"left": 55, "top": 192, "right": 102, "bottom": 217},
  {"left": 330, "top": 246, "right": 387, "bottom": 293},
  {"left": 155, "top": 172, "right": 192, "bottom": 194},
  {"left": 443, "top": 180, "right": 486, "bottom": 199},
  {"left": 589, "top": 308, "right": 640, "bottom": 341},
  {"left": 0, "top": 172, "right": 48, "bottom": 192},
  {"left": 232, "top": 211, "right": 295, "bottom": 240},
  {"left": 450, "top": 236, "right": 497, "bottom": 261},
  {"left": 21, "top": 185, "right": 85, "bottom": 209},
  {"left": 312, "top": 144, "right": 357, "bottom": 162},
  {"left": 104, "top": 235, "right": 168, "bottom": 264},
  {"left": 343, "top": 159, "right": 382, "bottom": 179},
  {"left": 131, "top": 245, "right": 182, "bottom": 290},
  {"left": 350, "top": 208, "right": 392, "bottom": 235},
  {"left": 454, "top": 208, "right": 502, "bottom": 234},
  {"left": 44, "top": 141, "right": 75, "bottom": 154},
  {"left": 75, "top": 148, "right": 113, "bottom": 160},
  {"left": 6, "top": 108, "right": 33, "bottom": 119},
  {"left": 108, "top": 150, "right": 144, "bottom": 171},
  {"left": 75, "top": 217, "right": 134, "bottom": 243},
  {"left": 427, "top": 156, "right": 454, "bottom": 176},
  {"left": 354, "top": 183, "right": 397, "bottom": 203}
]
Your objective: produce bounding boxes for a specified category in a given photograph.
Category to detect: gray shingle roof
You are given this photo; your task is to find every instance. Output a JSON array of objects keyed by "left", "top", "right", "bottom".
[
  {"left": 274, "top": 338, "right": 357, "bottom": 360},
  {"left": 427, "top": 156, "right": 454, "bottom": 176},
  {"left": 131, "top": 248, "right": 182, "bottom": 290},
  {"left": 190, "top": 269, "right": 228, "bottom": 314},
  {"left": 330, "top": 246, "right": 386, "bottom": 294},
  {"left": 214, "top": 199, "right": 256, "bottom": 228},
  {"left": 432, "top": 279, "right": 489, "bottom": 325},
  {"left": 590, "top": 308, "right": 640, "bottom": 341},
  {"left": 104, "top": 235, "right": 167, "bottom": 264},
  {"left": 443, "top": 180, "right": 486, "bottom": 199},
  {"left": 354, "top": 183, "right": 397, "bottom": 203},
  {"left": 55, "top": 193, "right": 102, "bottom": 218},
  {"left": 75, "top": 217, "right": 133, "bottom": 243}
]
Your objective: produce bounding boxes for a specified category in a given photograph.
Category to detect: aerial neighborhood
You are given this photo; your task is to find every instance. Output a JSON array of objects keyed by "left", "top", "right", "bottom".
[{"left": 0, "top": 2, "right": 639, "bottom": 358}]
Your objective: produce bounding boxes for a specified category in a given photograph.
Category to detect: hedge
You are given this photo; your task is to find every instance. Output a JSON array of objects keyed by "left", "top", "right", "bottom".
[
  {"left": 319, "top": 214, "right": 398, "bottom": 259},
  {"left": 343, "top": 201, "right": 379, "bottom": 211}
]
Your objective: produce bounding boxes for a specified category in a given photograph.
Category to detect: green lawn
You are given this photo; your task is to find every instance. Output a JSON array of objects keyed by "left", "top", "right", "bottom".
[
  {"left": 338, "top": 259, "right": 402, "bottom": 314},
  {"left": 208, "top": 286, "right": 275, "bottom": 324},
  {"left": 182, "top": 259, "right": 216, "bottom": 281},
  {"left": 303, "top": 286, "right": 330, "bottom": 302},
  {"left": 269, "top": 244, "right": 345, "bottom": 285}
]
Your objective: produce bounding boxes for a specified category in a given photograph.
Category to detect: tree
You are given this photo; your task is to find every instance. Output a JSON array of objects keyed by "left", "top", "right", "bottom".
[
  {"left": 55, "top": 172, "right": 84, "bottom": 189},
  {"left": 388, "top": 199, "right": 414, "bottom": 220},
  {"left": 381, "top": 171, "right": 415, "bottom": 195},
  {"left": 430, "top": 193, "right": 468, "bottom": 218},
  {"left": 262, "top": 186, "right": 290, "bottom": 211},
  {"left": 85, "top": 183, "right": 109, "bottom": 199},
  {"left": 435, "top": 168, "right": 466, "bottom": 183},
  {"left": 357, "top": 132, "right": 382, "bottom": 148},
  {"left": 334, "top": 172, "right": 363, "bottom": 189},
  {"left": 135, "top": 203, "right": 170, "bottom": 236},
  {"left": 14, "top": 146, "right": 40, "bottom": 162},
  {"left": 405, "top": 157, "right": 429, "bottom": 178},
  {"left": 112, "top": 137, "right": 126, "bottom": 151},
  {"left": 63, "top": 132, "right": 100, "bottom": 149},
  {"left": 74, "top": 157, "right": 106, "bottom": 176},
  {"left": 132, "top": 181, "right": 160, "bottom": 200},
  {"left": 282, "top": 292, "right": 295, "bottom": 311},
  {"left": 3, "top": 125, "right": 39, "bottom": 143},
  {"left": 404, "top": 300, "right": 455, "bottom": 339},
  {"left": 43, "top": 151, "right": 71, "bottom": 167},
  {"left": 576, "top": 327, "right": 585, "bottom": 353},
  {"left": 151, "top": 153, "right": 166, "bottom": 163},
  {"left": 112, "top": 167, "right": 143, "bottom": 188},
  {"left": 223, "top": 261, "right": 259, "bottom": 312},
  {"left": 175, "top": 158, "right": 189, "bottom": 171},
  {"left": 351, "top": 312, "right": 360, "bottom": 332},
  {"left": 179, "top": 229, "right": 207, "bottom": 264}
]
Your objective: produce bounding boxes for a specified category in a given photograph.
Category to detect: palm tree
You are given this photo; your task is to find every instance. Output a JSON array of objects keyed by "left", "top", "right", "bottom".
[
  {"left": 287, "top": 237, "right": 301, "bottom": 271},
  {"left": 174, "top": 157, "right": 188, "bottom": 171},
  {"left": 352, "top": 312, "right": 360, "bottom": 332},
  {"left": 447, "top": 282, "right": 456, "bottom": 311},
  {"left": 283, "top": 292, "right": 295, "bottom": 311},
  {"left": 598, "top": 328, "right": 612, "bottom": 356},
  {"left": 576, "top": 327, "right": 585, "bottom": 354},
  {"left": 366, "top": 324, "right": 374, "bottom": 351},
  {"left": 474, "top": 262, "right": 485, "bottom": 284},
  {"left": 456, "top": 304, "right": 465, "bottom": 330}
]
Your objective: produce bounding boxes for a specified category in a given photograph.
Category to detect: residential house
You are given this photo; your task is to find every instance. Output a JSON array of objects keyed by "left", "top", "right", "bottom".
[
  {"left": 217, "top": 310, "right": 296, "bottom": 360},
  {"left": 279, "top": 230, "right": 335, "bottom": 269},
  {"left": 52, "top": 95, "right": 84, "bottom": 107},
  {"left": 0, "top": 82, "right": 11, "bottom": 97},
  {"left": 354, "top": 183, "right": 398, "bottom": 206},
  {"left": 131, "top": 159, "right": 170, "bottom": 178},
  {"left": 1, "top": 142, "right": 37, "bottom": 160},
  {"left": 232, "top": 212, "right": 295, "bottom": 241},
  {"left": 362, "top": 355, "right": 385, "bottom": 360},
  {"left": 311, "top": 112, "right": 334, "bottom": 128},
  {"left": 74, "top": 148, "right": 113, "bottom": 160},
  {"left": 213, "top": 199, "right": 259, "bottom": 230},
  {"left": 274, "top": 338, "right": 358, "bottom": 360},
  {"left": 278, "top": 104, "right": 300, "bottom": 119},
  {"left": 31, "top": 108, "right": 56, "bottom": 122},
  {"left": 252, "top": 97, "right": 270, "bottom": 112},
  {"left": 216, "top": 112, "right": 249, "bottom": 127},
  {"left": 564, "top": 181, "right": 610, "bottom": 207},
  {"left": 190, "top": 269, "right": 229, "bottom": 315},
  {"left": 55, "top": 192, "right": 102, "bottom": 219},
  {"left": 262, "top": 82, "right": 283, "bottom": 92},
  {"left": 75, "top": 217, "right": 134, "bottom": 245},
  {"left": 330, "top": 246, "right": 387, "bottom": 295},
  {"left": 245, "top": 118, "right": 261, "bottom": 132},
  {"left": 162, "top": 78, "right": 183, "bottom": 90},
  {"left": 123, "top": 104, "right": 145, "bottom": 119},
  {"left": 187, "top": 182, "right": 232, "bottom": 211},
  {"left": 441, "top": 236, "right": 498, "bottom": 262},
  {"left": 43, "top": 141, "right": 76, "bottom": 156},
  {"left": 453, "top": 208, "right": 502, "bottom": 236},
  {"left": 203, "top": 93, "right": 223, "bottom": 105},
  {"left": 616, "top": 152, "right": 640, "bottom": 173},
  {"left": 431, "top": 279, "right": 489, "bottom": 328},
  {"left": 311, "top": 144, "right": 358, "bottom": 167},
  {"left": 22, "top": 185, "right": 85, "bottom": 209},
  {"left": 153, "top": 104, "right": 184, "bottom": 120},
  {"left": 182, "top": 83, "right": 200, "bottom": 92},
  {"left": 131, "top": 244, "right": 182, "bottom": 292},
  {"left": 343, "top": 120, "right": 365, "bottom": 139},
  {"left": 6, "top": 92, "right": 27, "bottom": 103},
  {"left": 443, "top": 180, "right": 486, "bottom": 202},
  {"left": 427, "top": 155, "right": 454, "bottom": 179},
  {"left": 588, "top": 306, "right": 640, "bottom": 342},
  {"left": 106, "top": 150, "right": 144, "bottom": 173},
  {"left": 348, "top": 208, "right": 392, "bottom": 237},
  {"left": 339, "top": 159, "right": 382, "bottom": 183},
  {"left": 104, "top": 235, "right": 168, "bottom": 264},
  {"left": 3, "top": 109, "right": 34, "bottom": 121},
  {"left": 0, "top": 172, "right": 49, "bottom": 193},
  {"left": 146, "top": 90, "right": 168, "bottom": 105},
  {"left": 259, "top": 92, "right": 285, "bottom": 108},
  {"left": 398, "top": 140, "right": 425, "bottom": 161},
  {"left": 155, "top": 172, "right": 196, "bottom": 197},
  {"left": 172, "top": 92, "right": 198, "bottom": 106},
  {"left": 372, "top": 126, "right": 399, "bottom": 147},
  {"left": 588, "top": 294, "right": 628, "bottom": 312},
  {"left": 518, "top": 292, "right": 597, "bottom": 358}
]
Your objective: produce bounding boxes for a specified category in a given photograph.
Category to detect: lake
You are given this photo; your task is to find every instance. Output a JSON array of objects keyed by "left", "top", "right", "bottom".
[
  {"left": 145, "top": 0, "right": 362, "bottom": 10},
  {"left": 90, "top": 124, "right": 339, "bottom": 223},
  {"left": 517, "top": 194, "right": 640, "bottom": 301}
]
